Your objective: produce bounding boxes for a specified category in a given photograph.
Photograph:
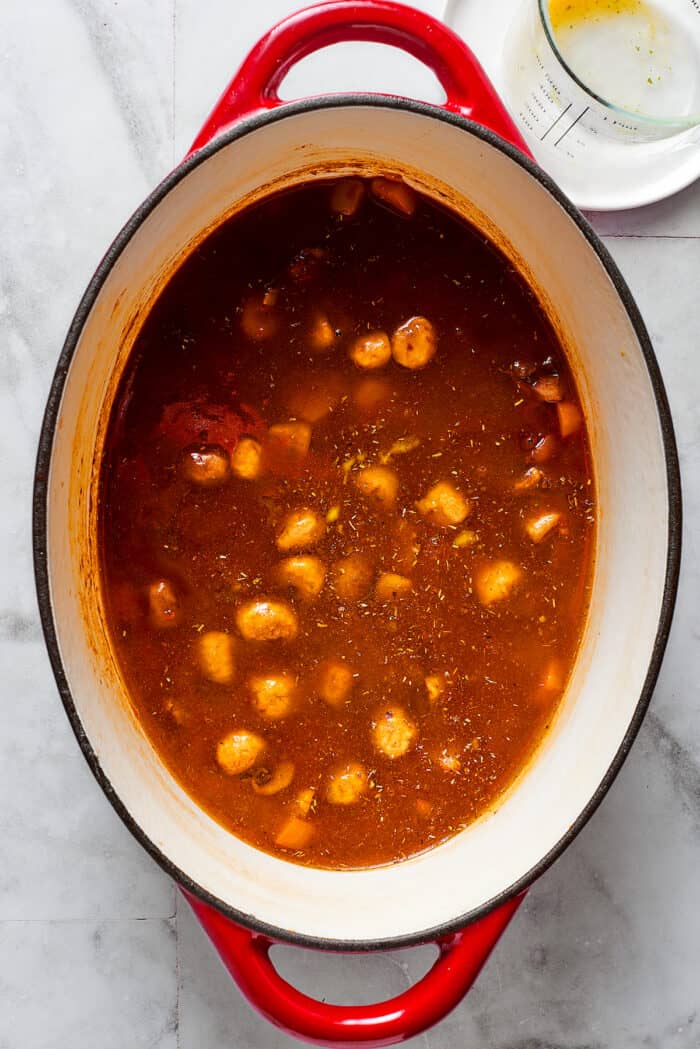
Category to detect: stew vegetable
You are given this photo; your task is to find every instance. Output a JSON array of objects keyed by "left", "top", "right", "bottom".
[{"left": 100, "top": 176, "right": 595, "bottom": 869}]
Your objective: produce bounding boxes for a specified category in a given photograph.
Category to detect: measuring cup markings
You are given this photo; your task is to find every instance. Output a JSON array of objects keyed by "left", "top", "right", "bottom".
[
  {"left": 442, "top": 0, "right": 700, "bottom": 208},
  {"left": 503, "top": 0, "right": 700, "bottom": 151},
  {"left": 506, "top": 36, "right": 591, "bottom": 159}
]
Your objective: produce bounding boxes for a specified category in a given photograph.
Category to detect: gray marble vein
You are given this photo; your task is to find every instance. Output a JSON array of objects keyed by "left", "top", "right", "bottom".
[
  {"left": 1, "top": 0, "right": 699, "bottom": 1046},
  {"left": 0, "top": 919, "right": 177, "bottom": 1049},
  {"left": 65, "top": 0, "right": 174, "bottom": 184},
  {"left": 0, "top": 642, "right": 175, "bottom": 921},
  {"left": 0, "top": 0, "right": 173, "bottom": 629}
]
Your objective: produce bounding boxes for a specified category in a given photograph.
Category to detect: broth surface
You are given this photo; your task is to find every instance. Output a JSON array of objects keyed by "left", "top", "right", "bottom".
[{"left": 100, "top": 177, "right": 595, "bottom": 869}]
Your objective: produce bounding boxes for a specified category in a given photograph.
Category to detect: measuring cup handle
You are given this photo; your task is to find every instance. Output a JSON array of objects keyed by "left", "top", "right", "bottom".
[{"left": 188, "top": 0, "right": 531, "bottom": 156}]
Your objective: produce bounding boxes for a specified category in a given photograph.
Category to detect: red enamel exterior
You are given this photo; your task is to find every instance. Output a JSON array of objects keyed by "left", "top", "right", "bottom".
[
  {"left": 185, "top": 890, "right": 525, "bottom": 1047},
  {"left": 183, "top": 1, "right": 532, "bottom": 1043},
  {"left": 188, "top": 0, "right": 530, "bottom": 156}
]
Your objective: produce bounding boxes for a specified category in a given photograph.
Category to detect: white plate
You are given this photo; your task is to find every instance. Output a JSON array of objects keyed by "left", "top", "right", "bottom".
[{"left": 443, "top": 0, "right": 700, "bottom": 211}]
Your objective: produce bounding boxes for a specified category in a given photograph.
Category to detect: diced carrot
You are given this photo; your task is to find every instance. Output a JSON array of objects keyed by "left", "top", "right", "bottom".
[
  {"left": 531, "top": 433, "right": 560, "bottom": 464},
  {"left": 514, "top": 466, "right": 543, "bottom": 491},
  {"left": 267, "top": 422, "right": 311, "bottom": 459},
  {"left": 241, "top": 294, "right": 278, "bottom": 340},
  {"left": 532, "top": 375, "right": 564, "bottom": 402},
  {"left": 539, "top": 660, "right": 564, "bottom": 692},
  {"left": 425, "top": 673, "right": 447, "bottom": 704},
  {"left": 525, "top": 510, "right": 562, "bottom": 543},
  {"left": 475, "top": 560, "right": 523, "bottom": 606},
  {"left": 331, "top": 178, "right": 365, "bottom": 217},
  {"left": 370, "top": 177, "right": 417, "bottom": 216},
  {"left": 265, "top": 424, "right": 314, "bottom": 478},
  {"left": 452, "top": 529, "right": 478, "bottom": 549},
  {"left": 353, "top": 376, "right": 392, "bottom": 413},
  {"left": 275, "top": 816, "right": 314, "bottom": 851},
  {"left": 308, "top": 313, "right": 339, "bottom": 352},
  {"left": 147, "top": 579, "right": 179, "bottom": 628},
  {"left": 375, "top": 573, "right": 413, "bottom": 602},
  {"left": 291, "top": 788, "right": 316, "bottom": 818},
  {"left": 286, "top": 374, "right": 345, "bottom": 423},
  {"left": 557, "top": 401, "right": 583, "bottom": 438},
  {"left": 317, "top": 658, "right": 354, "bottom": 707}
]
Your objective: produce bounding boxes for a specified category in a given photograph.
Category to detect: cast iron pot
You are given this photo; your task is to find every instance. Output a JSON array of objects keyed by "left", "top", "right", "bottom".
[{"left": 33, "top": 2, "right": 681, "bottom": 1045}]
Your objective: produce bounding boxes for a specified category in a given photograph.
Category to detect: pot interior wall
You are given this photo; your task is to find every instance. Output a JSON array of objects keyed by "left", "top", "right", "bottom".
[{"left": 45, "top": 103, "right": 670, "bottom": 944}]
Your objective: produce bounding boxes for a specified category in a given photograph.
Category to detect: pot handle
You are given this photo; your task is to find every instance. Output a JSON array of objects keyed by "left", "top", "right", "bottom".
[
  {"left": 183, "top": 889, "right": 524, "bottom": 1047},
  {"left": 188, "top": 0, "right": 529, "bottom": 156}
]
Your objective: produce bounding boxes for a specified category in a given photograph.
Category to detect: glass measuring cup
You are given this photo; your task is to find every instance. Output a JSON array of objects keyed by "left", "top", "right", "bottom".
[{"left": 502, "top": 0, "right": 700, "bottom": 145}]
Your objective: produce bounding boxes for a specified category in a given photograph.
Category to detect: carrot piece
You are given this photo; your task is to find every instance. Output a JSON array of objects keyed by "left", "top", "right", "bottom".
[
  {"left": 532, "top": 375, "right": 564, "bottom": 402},
  {"left": 331, "top": 178, "right": 365, "bottom": 217},
  {"left": 531, "top": 433, "right": 560, "bottom": 464},
  {"left": 514, "top": 466, "right": 544, "bottom": 491},
  {"left": 291, "top": 788, "right": 316, "bottom": 818},
  {"left": 475, "top": 561, "right": 523, "bottom": 606},
  {"left": 241, "top": 293, "right": 278, "bottom": 341},
  {"left": 147, "top": 580, "right": 179, "bottom": 628},
  {"left": 557, "top": 401, "right": 583, "bottom": 438},
  {"left": 267, "top": 422, "right": 312, "bottom": 460},
  {"left": 275, "top": 816, "right": 314, "bottom": 850},
  {"left": 539, "top": 660, "right": 564, "bottom": 692},
  {"left": 525, "top": 511, "right": 562, "bottom": 543},
  {"left": 370, "top": 177, "right": 417, "bottom": 216}
]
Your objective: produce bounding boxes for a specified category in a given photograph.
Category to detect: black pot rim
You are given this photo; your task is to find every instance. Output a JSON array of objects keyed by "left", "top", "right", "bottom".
[{"left": 33, "top": 93, "right": 682, "bottom": 953}]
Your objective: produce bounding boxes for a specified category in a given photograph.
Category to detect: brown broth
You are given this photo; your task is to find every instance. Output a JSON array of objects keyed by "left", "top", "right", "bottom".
[{"left": 99, "top": 177, "right": 595, "bottom": 869}]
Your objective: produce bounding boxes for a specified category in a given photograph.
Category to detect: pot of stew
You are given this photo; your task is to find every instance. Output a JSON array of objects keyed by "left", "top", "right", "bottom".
[{"left": 34, "top": 1, "right": 681, "bottom": 1045}]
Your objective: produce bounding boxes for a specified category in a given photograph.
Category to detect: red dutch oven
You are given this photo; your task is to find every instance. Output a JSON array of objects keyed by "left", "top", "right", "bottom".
[{"left": 34, "top": 2, "right": 680, "bottom": 1046}]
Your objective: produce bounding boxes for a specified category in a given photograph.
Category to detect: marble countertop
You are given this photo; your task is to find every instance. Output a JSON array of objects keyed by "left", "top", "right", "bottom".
[{"left": 2, "top": 0, "right": 699, "bottom": 1046}]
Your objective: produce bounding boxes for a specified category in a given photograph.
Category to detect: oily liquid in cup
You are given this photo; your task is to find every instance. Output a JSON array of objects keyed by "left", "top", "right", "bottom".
[
  {"left": 547, "top": 0, "right": 700, "bottom": 122},
  {"left": 502, "top": 0, "right": 700, "bottom": 151}
]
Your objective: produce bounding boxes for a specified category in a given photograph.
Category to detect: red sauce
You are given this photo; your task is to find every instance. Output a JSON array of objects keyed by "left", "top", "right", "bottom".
[{"left": 99, "top": 177, "right": 595, "bottom": 869}]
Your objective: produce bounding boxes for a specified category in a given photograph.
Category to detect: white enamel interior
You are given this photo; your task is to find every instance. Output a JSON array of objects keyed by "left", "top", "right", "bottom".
[{"left": 45, "top": 104, "right": 670, "bottom": 944}]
